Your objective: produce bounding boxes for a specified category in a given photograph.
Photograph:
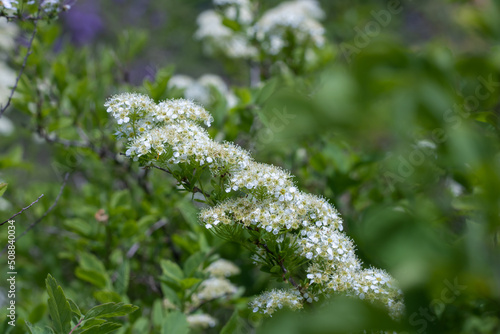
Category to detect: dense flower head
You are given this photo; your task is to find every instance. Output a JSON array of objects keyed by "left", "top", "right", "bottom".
[
  {"left": 108, "top": 93, "right": 404, "bottom": 319},
  {"left": 250, "top": 289, "right": 303, "bottom": 316}
]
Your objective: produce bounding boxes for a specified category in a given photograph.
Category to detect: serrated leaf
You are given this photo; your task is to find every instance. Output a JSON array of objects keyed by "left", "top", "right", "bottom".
[
  {"left": 85, "top": 302, "right": 139, "bottom": 319},
  {"left": 67, "top": 299, "right": 81, "bottom": 316},
  {"left": 220, "top": 310, "right": 240, "bottom": 334},
  {"left": 25, "top": 321, "right": 55, "bottom": 334},
  {"left": 161, "top": 311, "right": 189, "bottom": 334},
  {"left": 78, "top": 318, "right": 106, "bottom": 331},
  {"left": 79, "top": 322, "right": 122, "bottom": 334},
  {"left": 45, "top": 274, "right": 72, "bottom": 334},
  {"left": 0, "top": 183, "right": 7, "bottom": 197}
]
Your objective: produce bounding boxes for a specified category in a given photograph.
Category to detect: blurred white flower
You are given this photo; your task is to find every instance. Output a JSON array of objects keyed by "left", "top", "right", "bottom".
[
  {"left": 0, "top": 63, "right": 15, "bottom": 104},
  {"left": 0, "top": 0, "right": 18, "bottom": 10},
  {"left": 186, "top": 313, "right": 217, "bottom": 328},
  {"left": 205, "top": 259, "right": 241, "bottom": 277},
  {"left": 254, "top": 0, "right": 326, "bottom": 55},
  {"left": 0, "top": 116, "right": 14, "bottom": 136},
  {"left": 169, "top": 73, "right": 238, "bottom": 108}
]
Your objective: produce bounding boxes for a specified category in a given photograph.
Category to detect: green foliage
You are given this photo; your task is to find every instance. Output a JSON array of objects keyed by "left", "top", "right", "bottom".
[{"left": 26, "top": 275, "right": 138, "bottom": 334}]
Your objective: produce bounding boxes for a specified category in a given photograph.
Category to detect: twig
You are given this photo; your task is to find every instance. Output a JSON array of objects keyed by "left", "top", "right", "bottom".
[
  {"left": 1, "top": 173, "right": 70, "bottom": 254},
  {"left": 126, "top": 219, "right": 168, "bottom": 258},
  {"left": 0, "top": 3, "right": 42, "bottom": 118},
  {"left": 247, "top": 225, "right": 305, "bottom": 297},
  {"left": 68, "top": 317, "right": 84, "bottom": 334},
  {"left": 152, "top": 164, "right": 172, "bottom": 175},
  {"left": 1, "top": 194, "right": 44, "bottom": 226}
]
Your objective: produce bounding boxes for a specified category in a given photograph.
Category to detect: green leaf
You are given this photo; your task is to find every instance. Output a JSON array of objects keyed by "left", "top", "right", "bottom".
[
  {"left": 131, "top": 317, "right": 150, "bottom": 334},
  {"left": 220, "top": 310, "right": 241, "bottom": 334},
  {"left": 160, "top": 260, "right": 184, "bottom": 282},
  {"left": 110, "top": 190, "right": 130, "bottom": 210},
  {"left": 76, "top": 253, "right": 110, "bottom": 288},
  {"left": 45, "top": 274, "right": 72, "bottom": 334},
  {"left": 85, "top": 302, "right": 139, "bottom": 319},
  {"left": 79, "top": 322, "right": 122, "bottom": 334},
  {"left": 161, "top": 311, "right": 189, "bottom": 334},
  {"left": 222, "top": 17, "right": 241, "bottom": 31},
  {"left": 152, "top": 299, "right": 164, "bottom": 328},
  {"left": 79, "top": 252, "right": 107, "bottom": 272},
  {"left": 93, "top": 291, "right": 123, "bottom": 303},
  {"left": 0, "top": 183, "right": 7, "bottom": 197},
  {"left": 180, "top": 277, "right": 202, "bottom": 290},
  {"left": 64, "top": 218, "right": 92, "bottom": 238},
  {"left": 255, "top": 78, "right": 278, "bottom": 105},
  {"left": 183, "top": 251, "right": 205, "bottom": 277},
  {"left": 28, "top": 303, "right": 47, "bottom": 324},
  {"left": 75, "top": 268, "right": 108, "bottom": 289},
  {"left": 115, "top": 259, "right": 130, "bottom": 295},
  {"left": 270, "top": 265, "right": 282, "bottom": 274},
  {"left": 67, "top": 299, "right": 81, "bottom": 317},
  {"left": 78, "top": 318, "right": 106, "bottom": 331},
  {"left": 160, "top": 283, "right": 181, "bottom": 308},
  {"left": 25, "top": 321, "right": 55, "bottom": 334}
]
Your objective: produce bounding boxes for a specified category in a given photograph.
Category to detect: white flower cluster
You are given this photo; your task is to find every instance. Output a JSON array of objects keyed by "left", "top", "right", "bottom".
[
  {"left": 250, "top": 289, "right": 303, "bottom": 316},
  {"left": 169, "top": 73, "right": 238, "bottom": 109},
  {"left": 0, "top": 0, "right": 17, "bottom": 10},
  {"left": 205, "top": 258, "right": 241, "bottom": 277},
  {"left": 253, "top": 0, "right": 325, "bottom": 55},
  {"left": 186, "top": 313, "right": 218, "bottom": 329},
  {"left": 0, "top": 17, "right": 17, "bottom": 104},
  {"left": 190, "top": 258, "right": 240, "bottom": 309},
  {"left": 41, "top": 0, "right": 71, "bottom": 14},
  {"left": 195, "top": 0, "right": 327, "bottom": 59},
  {"left": 108, "top": 93, "right": 404, "bottom": 318},
  {"left": 1, "top": 0, "right": 70, "bottom": 14},
  {"left": 195, "top": 8, "right": 257, "bottom": 59}
]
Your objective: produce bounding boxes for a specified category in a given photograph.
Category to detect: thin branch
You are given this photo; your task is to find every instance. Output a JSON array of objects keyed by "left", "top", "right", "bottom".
[
  {"left": 1, "top": 173, "right": 70, "bottom": 254},
  {"left": 68, "top": 317, "right": 84, "bottom": 334},
  {"left": 247, "top": 225, "right": 305, "bottom": 297},
  {"left": 0, "top": 4, "right": 42, "bottom": 118},
  {"left": 1, "top": 194, "right": 44, "bottom": 226},
  {"left": 151, "top": 164, "right": 172, "bottom": 175},
  {"left": 126, "top": 219, "right": 168, "bottom": 258}
]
